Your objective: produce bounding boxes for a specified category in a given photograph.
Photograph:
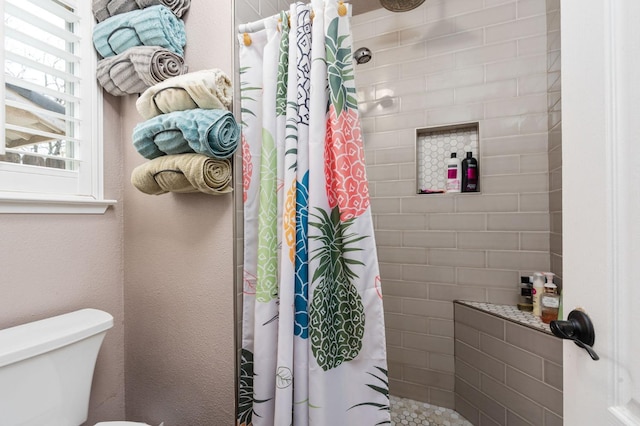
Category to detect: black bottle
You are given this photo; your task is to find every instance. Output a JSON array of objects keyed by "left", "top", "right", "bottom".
[{"left": 461, "top": 152, "right": 479, "bottom": 192}]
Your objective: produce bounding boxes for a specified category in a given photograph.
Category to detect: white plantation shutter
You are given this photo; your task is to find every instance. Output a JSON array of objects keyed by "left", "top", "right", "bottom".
[{"left": 1, "top": 0, "right": 113, "bottom": 212}]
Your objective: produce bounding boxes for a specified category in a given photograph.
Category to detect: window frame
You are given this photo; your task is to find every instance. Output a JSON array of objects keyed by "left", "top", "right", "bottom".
[{"left": 0, "top": 0, "right": 116, "bottom": 214}]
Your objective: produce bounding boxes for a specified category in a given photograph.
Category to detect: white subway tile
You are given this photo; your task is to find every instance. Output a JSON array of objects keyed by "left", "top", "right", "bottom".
[
  {"left": 487, "top": 212, "right": 549, "bottom": 231},
  {"left": 358, "top": 32, "right": 401, "bottom": 53},
  {"left": 485, "top": 15, "right": 547, "bottom": 44},
  {"left": 456, "top": 194, "right": 520, "bottom": 212},
  {"left": 519, "top": 152, "right": 548, "bottom": 173},
  {"left": 403, "top": 54, "right": 456, "bottom": 78},
  {"left": 376, "top": 77, "right": 427, "bottom": 98},
  {"left": 455, "top": 41, "right": 518, "bottom": 67},
  {"left": 374, "top": 146, "right": 416, "bottom": 165},
  {"left": 520, "top": 232, "right": 550, "bottom": 251},
  {"left": 516, "top": 0, "right": 546, "bottom": 18},
  {"left": 427, "top": 103, "right": 485, "bottom": 126},
  {"left": 378, "top": 213, "right": 427, "bottom": 230},
  {"left": 429, "top": 249, "right": 487, "bottom": 268},
  {"left": 481, "top": 116, "right": 521, "bottom": 138},
  {"left": 427, "top": 30, "right": 484, "bottom": 57},
  {"left": 359, "top": 97, "right": 401, "bottom": 118},
  {"left": 402, "top": 90, "right": 455, "bottom": 112},
  {"left": 482, "top": 134, "right": 548, "bottom": 156},
  {"left": 377, "top": 42, "right": 428, "bottom": 67},
  {"left": 402, "top": 196, "right": 456, "bottom": 213},
  {"left": 484, "top": 93, "right": 547, "bottom": 118},
  {"left": 519, "top": 192, "right": 549, "bottom": 212},
  {"left": 367, "top": 164, "right": 401, "bottom": 182},
  {"left": 519, "top": 113, "right": 548, "bottom": 135},
  {"left": 481, "top": 155, "right": 521, "bottom": 175},
  {"left": 377, "top": 180, "right": 420, "bottom": 197},
  {"left": 426, "top": 0, "right": 484, "bottom": 20},
  {"left": 403, "top": 230, "right": 457, "bottom": 248},
  {"left": 517, "top": 73, "right": 547, "bottom": 95},
  {"left": 457, "top": 231, "right": 520, "bottom": 250},
  {"left": 455, "top": 80, "right": 517, "bottom": 104},
  {"left": 376, "top": 9, "right": 428, "bottom": 35},
  {"left": 427, "top": 66, "right": 485, "bottom": 91},
  {"left": 518, "top": 34, "right": 547, "bottom": 56},
  {"left": 481, "top": 172, "right": 548, "bottom": 194},
  {"left": 548, "top": 51, "right": 560, "bottom": 72},
  {"left": 428, "top": 213, "right": 487, "bottom": 230},
  {"left": 487, "top": 250, "right": 549, "bottom": 271},
  {"left": 486, "top": 54, "right": 547, "bottom": 81},
  {"left": 376, "top": 111, "right": 426, "bottom": 132},
  {"left": 547, "top": 29, "right": 561, "bottom": 52},
  {"left": 370, "top": 197, "right": 401, "bottom": 214},
  {"left": 401, "top": 21, "right": 457, "bottom": 44},
  {"left": 455, "top": 3, "right": 516, "bottom": 31},
  {"left": 355, "top": 64, "right": 401, "bottom": 86}
]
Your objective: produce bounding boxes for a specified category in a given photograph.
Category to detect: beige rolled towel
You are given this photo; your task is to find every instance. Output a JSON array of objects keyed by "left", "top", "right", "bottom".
[
  {"left": 136, "top": 69, "right": 232, "bottom": 119},
  {"left": 97, "top": 46, "right": 186, "bottom": 96},
  {"left": 93, "top": 0, "right": 190, "bottom": 23},
  {"left": 131, "top": 153, "right": 232, "bottom": 195}
]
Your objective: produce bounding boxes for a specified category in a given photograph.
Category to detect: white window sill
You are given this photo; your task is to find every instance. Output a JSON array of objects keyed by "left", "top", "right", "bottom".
[{"left": 0, "top": 193, "right": 117, "bottom": 214}]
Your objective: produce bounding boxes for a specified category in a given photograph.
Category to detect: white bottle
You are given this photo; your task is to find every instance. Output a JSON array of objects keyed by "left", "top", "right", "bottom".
[
  {"left": 532, "top": 272, "right": 545, "bottom": 317},
  {"left": 446, "top": 152, "right": 461, "bottom": 193}
]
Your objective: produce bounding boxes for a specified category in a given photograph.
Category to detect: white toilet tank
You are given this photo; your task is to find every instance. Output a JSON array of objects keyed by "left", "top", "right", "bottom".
[{"left": 0, "top": 309, "right": 114, "bottom": 426}]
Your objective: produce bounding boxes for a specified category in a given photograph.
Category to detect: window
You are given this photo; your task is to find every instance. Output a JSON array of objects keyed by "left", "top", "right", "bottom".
[{"left": 1, "top": 0, "right": 114, "bottom": 213}]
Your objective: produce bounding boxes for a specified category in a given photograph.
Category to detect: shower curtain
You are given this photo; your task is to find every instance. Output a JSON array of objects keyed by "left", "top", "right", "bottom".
[{"left": 238, "top": 1, "right": 390, "bottom": 424}]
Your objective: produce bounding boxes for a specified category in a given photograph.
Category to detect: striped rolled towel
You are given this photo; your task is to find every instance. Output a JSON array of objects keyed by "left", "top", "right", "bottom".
[
  {"left": 93, "top": 0, "right": 191, "bottom": 23},
  {"left": 132, "top": 109, "right": 240, "bottom": 160},
  {"left": 131, "top": 153, "right": 232, "bottom": 195},
  {"left": 97, "top": 46, "right": 186, "bottom": 96},
  {"left": 93, "top": 5, "right": 186, "bottom": 58},
  {"left": 136, "top": 69, "right": 233, "bottom": 119}
]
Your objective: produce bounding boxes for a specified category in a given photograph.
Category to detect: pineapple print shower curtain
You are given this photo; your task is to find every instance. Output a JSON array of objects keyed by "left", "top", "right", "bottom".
[{"left": 238, "top": 1, "right": 390, "bottom": 424}]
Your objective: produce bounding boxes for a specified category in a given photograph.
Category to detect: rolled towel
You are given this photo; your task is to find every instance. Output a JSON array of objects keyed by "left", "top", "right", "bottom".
[
  {"left": 136, "top": 69, "right": 233, "bottom": 119},
  {"left": 93, "top": 5, "right": 186, "bottom": 58},
  {"left": 131, "top": 153, "right": 232, "bottom": 195},
  {"left": 132, "top": 109, "right": 240, "bottom": 160},
  {"left": 93, "top": 0, "right": 191, "bottom": 23},
  {"left": 97, "top": 46, "right": 186, "bottom": 96}
]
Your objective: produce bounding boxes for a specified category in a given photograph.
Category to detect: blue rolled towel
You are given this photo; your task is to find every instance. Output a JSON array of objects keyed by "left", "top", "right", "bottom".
[
  {"left": 93, "top": 5, "right": 186, "bottom": 58},
  {"left": 132, "top": 109, "right": 240, "bottom": 160}
]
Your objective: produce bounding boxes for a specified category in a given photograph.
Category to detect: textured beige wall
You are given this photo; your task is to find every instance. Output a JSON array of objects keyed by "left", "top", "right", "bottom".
[
  {"left": 122, "top": 0, "right": 236, "bottom": 424},
  {"left": 0, "top": 94, "right": 126, "bottom": 424}
]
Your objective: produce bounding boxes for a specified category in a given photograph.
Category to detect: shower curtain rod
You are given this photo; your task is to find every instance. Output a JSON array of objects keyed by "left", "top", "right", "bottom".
[{"left": 237, "top": 2, "right": 351, "bottom": 34}]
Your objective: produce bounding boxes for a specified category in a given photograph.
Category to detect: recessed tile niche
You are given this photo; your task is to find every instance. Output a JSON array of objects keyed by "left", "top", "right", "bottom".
[{"left": 416, "top": 123, "right": 480, "bottom": 194}]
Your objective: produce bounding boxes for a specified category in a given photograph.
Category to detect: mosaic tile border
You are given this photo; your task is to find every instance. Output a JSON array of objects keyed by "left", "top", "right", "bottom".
[
  {"left": 391, "top": 395, "right": 472, "bottom": 426},
  {"left": 455, "top": 300, "right": 553, "bottom": 334}
]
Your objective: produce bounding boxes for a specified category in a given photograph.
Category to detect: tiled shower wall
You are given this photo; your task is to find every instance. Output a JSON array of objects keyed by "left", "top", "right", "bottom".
[
  {"left": 546, "top": 0, "right": 562, "bottom": 288},
  {"left": 352, "top": 0, "right": 555, "bottom": 408}
]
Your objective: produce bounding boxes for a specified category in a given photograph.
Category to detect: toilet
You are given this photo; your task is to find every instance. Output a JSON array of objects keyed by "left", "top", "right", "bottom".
[{"left": 0, "top": 308, "right": 150, "bottom": 426}]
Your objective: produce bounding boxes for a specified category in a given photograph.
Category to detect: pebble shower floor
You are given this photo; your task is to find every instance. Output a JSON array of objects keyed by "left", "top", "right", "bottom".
[{"left": 390, "top": 395, "right": 473, "bottom": 426}]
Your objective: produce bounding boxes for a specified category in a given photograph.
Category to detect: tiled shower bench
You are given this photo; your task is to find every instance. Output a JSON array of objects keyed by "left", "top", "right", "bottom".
[{"left": 453, "top": 301, "right": 563, "bottom": 426}]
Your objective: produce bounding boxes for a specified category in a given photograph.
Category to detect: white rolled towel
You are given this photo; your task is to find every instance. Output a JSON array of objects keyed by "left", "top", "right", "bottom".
[{"left": 136, "top": 69, "right": 232, "bottom": 119}]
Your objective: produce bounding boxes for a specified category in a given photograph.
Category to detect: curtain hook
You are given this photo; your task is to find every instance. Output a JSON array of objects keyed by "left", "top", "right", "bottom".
[
  {"left": 243, "top": 33, "right": 252, "bottom": 46},
  {"left": 338, "top": 1, "right": 347, "bottom": 16},
  {"left": 311, "top": 10, "right": 315, "bottom": 20}
]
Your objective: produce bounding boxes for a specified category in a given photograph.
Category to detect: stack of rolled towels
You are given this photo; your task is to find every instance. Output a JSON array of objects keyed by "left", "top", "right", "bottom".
[
  {"left": 130, "top": 69, "right": 238, "bottom": 196},
  {"left": 92, "top": 0, "right": 190, "bottom": 96}
]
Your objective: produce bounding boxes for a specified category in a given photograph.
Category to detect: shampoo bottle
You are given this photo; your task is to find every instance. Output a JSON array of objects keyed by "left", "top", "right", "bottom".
[
  {"left": 532, "top": 272, "right": 545, "bottom": 317},
  {"left": 446, "top": 153, "right": 461, "bottom": 193},
  {"left": 461, "top": 151, "right": 479, "bottom": 192}
]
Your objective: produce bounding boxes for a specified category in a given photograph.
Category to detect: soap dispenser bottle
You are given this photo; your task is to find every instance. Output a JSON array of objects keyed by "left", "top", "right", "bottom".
[
  {"left": 461, "top": 151, "right": 479, "bottom": 192},
  {"left": 532, "top": 272, "right": 545, "bottom": 317},
  {"left": 446, "top": 153, "right": 461, "bottom": 193}
]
